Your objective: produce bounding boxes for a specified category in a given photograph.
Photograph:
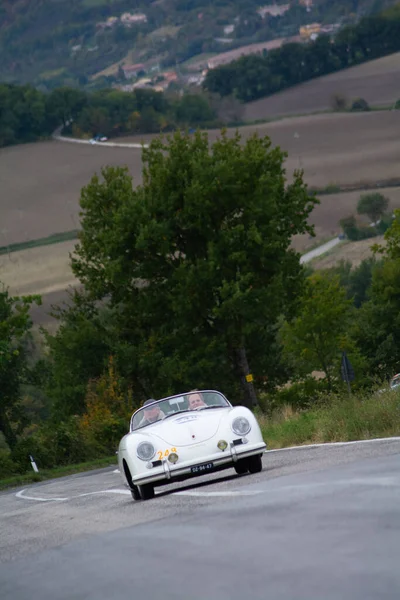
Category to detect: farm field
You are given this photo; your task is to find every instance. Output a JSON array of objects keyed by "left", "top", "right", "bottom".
[
  {"left": 2, "top": 101, "right": 400, "bottom": 327},
  {"left": 311, "top": 235, "right": 386, "bottom": 271},
  {"left": 2, "top": 111, "right": 400, "bottom": 248},
  {"left": 0, "top": 240, "right": 78, "bottom": 297},
  {"left": 243, "top": 52, "right": 400, "bottom": 120},
  {"left": 293, "top": 185, "right": 400, "bottom": 253}
]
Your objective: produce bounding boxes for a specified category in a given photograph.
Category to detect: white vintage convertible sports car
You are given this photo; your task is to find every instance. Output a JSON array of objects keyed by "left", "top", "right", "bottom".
[{"left": 118, "top": 389, "right": 267, "bottom": 500}]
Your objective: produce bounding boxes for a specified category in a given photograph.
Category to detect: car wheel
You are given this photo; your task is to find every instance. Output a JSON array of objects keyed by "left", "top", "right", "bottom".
[
  {"left": 131, "top": 485, "right": 141, "bottom": 501},
  {"left": 138, "top": 483, "right": 155, "bottom": 500},
  {"left": 247, "top": 454, "right": 263, "bottom": 474},
  {"left": 234, "top": 459, "right": 248, "bottom": 475}
]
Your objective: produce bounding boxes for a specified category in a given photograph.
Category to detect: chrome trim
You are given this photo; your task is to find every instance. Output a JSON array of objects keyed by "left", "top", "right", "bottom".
[
  {"left": 131, "top": 442, "right": 267, "bottom": 485},
  {"left": 163, "top": 458, "right": 171, "bottom": 480},
  {"left": 230, "top": 441, "right": 238, "bottom": 463}
]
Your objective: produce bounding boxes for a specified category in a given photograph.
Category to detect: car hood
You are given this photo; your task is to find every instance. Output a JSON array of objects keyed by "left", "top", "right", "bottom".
[{"left": 140, "top": 408, "right": 231, "bottom": 446}]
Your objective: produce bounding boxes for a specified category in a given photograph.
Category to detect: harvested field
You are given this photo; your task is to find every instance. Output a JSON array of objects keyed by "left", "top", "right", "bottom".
[
  {"left": 0, "top": 240, "right": 78, "bottom": 296},
  {"left": 244, "top": 52, "right": 400, "bottom": 120},
  {"left": 0, "top": 140, "right": 144, "bottom": 246},
  {"left": 118, "top": 110, "right": 400, "bottom": 190},
  {"left": 311, "top": 236, "right": 386, "bottom": 271},
  {"left": 2, "top": 110, "right": 400, "bottom": 248},
  {"left": 292, "top": 186, "right": 400, "bottom": 253}
]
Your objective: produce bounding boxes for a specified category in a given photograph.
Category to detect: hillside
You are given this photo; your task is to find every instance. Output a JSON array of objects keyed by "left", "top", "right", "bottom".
[
  {"left": 244, "top": 52, "right": 400, "bottom": 120},
  {"left": 0, "top": 0, "right": 397, "bottom": 90}
]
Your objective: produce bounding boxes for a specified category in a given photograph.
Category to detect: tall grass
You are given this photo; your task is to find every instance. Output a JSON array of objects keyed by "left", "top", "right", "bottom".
[{"left": 259, "top": 389, "right": 400, "bottom": 449}]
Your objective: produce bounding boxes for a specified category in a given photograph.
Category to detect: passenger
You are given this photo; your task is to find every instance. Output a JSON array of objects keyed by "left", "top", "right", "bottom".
[
  {"left": 138, "top": 398, "right": 165, "bottom": 427},
  {"left": 188, "top": 391, "right": 207, "bottom": 410}
]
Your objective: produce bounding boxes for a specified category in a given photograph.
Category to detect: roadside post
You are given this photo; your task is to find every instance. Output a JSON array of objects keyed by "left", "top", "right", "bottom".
[
  {"left": 341, "top": 351, "right": 355, "bottom": 395},
  {"left": 30, "top": 455, "right": 39, "bottom": 473}
]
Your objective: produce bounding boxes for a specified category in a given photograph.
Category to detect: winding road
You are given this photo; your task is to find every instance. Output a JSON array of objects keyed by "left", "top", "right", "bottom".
[{"left": 1, "top": 438, "right": 400, "bottom": 599}]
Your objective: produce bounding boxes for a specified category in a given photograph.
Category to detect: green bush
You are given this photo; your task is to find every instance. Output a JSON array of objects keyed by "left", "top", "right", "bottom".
[
  {"left": 350, "top": 98, "right": 370, "bottom": 111},
  {"left": 0, "top": 450, "right": 19, "bottom": 479},
  {"left": 11, "top": 418, "right": 94, "bottom": 473},
  {"left": 267, "top": 378, "right": 327, "bottom": 410}
]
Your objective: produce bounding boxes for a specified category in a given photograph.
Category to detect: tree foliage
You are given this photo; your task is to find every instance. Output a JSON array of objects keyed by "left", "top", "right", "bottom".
[
  {"left": 0, "top": 286, "right": 41, "bottom": 448},
  {"left": 203, "top": 12, "right": 400, "bottom": 102},
  {"left": 70, "top": 129, "right": 318, "bottom": 407},
  {"left": 357, "top": 192, "right": 390, "bottom": 223},
  {"left": 279, "top": 272, "right": 357, "bottom": 389}
]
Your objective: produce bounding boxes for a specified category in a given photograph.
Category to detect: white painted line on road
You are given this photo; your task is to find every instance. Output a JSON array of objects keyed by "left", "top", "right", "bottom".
[
  {"left": 15, "top": 488, "right": 131, "bottom": 503},
  {"left": 173, "top": 490, "right": 263, "bottom": 497},
  {"left": 113, "top": 469, "right": 120, "bottom": 474},
  {"left": 264, "top": 436, "right": 400, "bottom": 454},
  {"left": 15, "top": 490, "right": 68, "bottom": 503}
]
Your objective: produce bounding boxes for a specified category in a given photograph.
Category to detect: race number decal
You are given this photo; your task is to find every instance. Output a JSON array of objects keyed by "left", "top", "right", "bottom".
[{"left": 157, "top": 447, "right": 177, "bottom": 460}]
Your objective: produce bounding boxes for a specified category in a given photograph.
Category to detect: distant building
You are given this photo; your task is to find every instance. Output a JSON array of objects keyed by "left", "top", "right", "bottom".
[
  {"left": 120, "top": 12, "right": 147, "bottom": 25},
  {"left": 122, "top": 63, "right": 146, "bottom": 79},
  {"left": 299, "top": 23, "right": 321, "bottom": 39},
  {"left": 223, "top": 24, "right": 235, "bottom": 35},
  {"left": 257, "top": 4, "right": 290, "bottom": 18}
]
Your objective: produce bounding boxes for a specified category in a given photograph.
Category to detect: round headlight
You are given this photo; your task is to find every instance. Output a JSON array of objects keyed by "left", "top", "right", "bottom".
[
  {"left": 231, "top": 416, "right": 251, "bottom": 436},
  {"left": 137, "top": 441, "right": 156, "bottom": 461}
]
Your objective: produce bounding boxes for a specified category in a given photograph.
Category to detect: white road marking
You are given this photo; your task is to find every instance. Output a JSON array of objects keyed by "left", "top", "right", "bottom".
[
  {"left": 15, "top": 488, "right": 131, "bottom": 503},
  {"left": 113, "top": 469, "right": 120, "bottom": 474},
  {"left": 15, "top": 490, "right": 68, "bottom": 502},
  {"left": 265, "top": 436, "right": 400, "bottom": 454}
]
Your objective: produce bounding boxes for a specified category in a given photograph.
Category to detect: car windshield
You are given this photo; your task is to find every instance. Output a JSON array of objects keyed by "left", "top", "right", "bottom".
[{"left": 130, "top": 390, "right": 230, "bottom": 431}]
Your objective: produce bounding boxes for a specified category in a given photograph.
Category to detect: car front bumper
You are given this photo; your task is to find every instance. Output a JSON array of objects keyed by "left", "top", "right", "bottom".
[{"left": 131, "top": 441, "right": 267, "bottom": 486}]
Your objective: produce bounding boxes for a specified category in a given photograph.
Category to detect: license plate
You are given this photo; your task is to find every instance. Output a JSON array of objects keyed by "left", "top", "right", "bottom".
[{"left": 191, "top": 462, "right": 214, "bottom": 474}]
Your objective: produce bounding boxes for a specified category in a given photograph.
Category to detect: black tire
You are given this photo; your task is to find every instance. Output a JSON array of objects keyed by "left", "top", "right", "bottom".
[
  {"left": 131, "top": 485, "right": 141, "bottom": 501},
  {"left": 234, "top": 459, "right": 249, "bottom": 475},
  {"left": 138, "top": 483, "right": 155, "bottom": 500},
  {"left": 247, "top": 454, "right": 263, "bottom": 474}
]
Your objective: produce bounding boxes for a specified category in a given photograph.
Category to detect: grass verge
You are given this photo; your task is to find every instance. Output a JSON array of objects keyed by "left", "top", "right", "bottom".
[
  {"left": 0, "top": 230, "right": 79, "bottom": 256},
  {"left": 0, "top": 455, "right": 117, "bottom": 491},
  {"left": 259, "top": 389, "right": 400, "bottom": 449}
]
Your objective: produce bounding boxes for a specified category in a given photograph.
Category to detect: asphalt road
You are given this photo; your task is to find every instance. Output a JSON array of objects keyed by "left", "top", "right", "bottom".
[{"left": 1, "top": 439, "right": 400, "bottom": 599}]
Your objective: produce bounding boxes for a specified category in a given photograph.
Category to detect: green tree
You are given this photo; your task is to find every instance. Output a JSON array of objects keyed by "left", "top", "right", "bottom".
[
  {"left": 71, "top": 130, "right": 318, "bottom": 408},
  {"left": 279, "top": 273, "right": 356, "bottom": 390},
  {"left": 0, "top": 286, "right": 41, "bottom": 448},
  {"left": 45, "top": 291, "right": 113, "bottom": 419},
  {"left": 357, "top": 192, "right": 390, "bottom": 224}
]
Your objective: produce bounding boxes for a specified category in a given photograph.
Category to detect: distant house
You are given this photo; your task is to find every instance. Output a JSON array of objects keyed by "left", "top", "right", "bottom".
[
  {"left": 122, "top": 64, "right": 146, "bottom": 79},
  {"left": 299, "top": 23, "right": 321, "bottom": 39},
  {"left": 257, "top": 4, "right": 290, "bottom": 18},
  {"left": 120, "top": 12, "right": 147, "bottom": 25},
  {"left": 223, "top": 24, "right": 235, "bottom": 35}
]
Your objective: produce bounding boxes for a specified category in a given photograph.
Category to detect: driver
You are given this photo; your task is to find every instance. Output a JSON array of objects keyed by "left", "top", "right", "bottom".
[
  {"left": 187, "top": 391, "right": 207, "bottom": 410},
  {"left": 138, "top": 398, "right": 165, "bottom": 427}
]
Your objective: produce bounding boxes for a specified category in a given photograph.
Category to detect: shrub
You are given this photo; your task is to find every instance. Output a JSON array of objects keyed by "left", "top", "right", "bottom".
[
  {"left": 10, "top": 418, "right": 91, "bottom": 472},
  {"left": 331, "top": 93, "right": 348, "bottom": 111},
  {"left": 78, "top": 357, "right": 134, "bottom": 455},
  {"left": 357, "top": 192, "right": 390, "bottom": 224},
  {"left": 340, "top": 215, "right": 359, "bottom": 240},
  {"left": 266, "top": 377, "right": 327, "bottom": 411},
  {"left": 350, "top": 97, "right": 370, "bottom": 111},
  {"left": 0, "top": 450, "right": 19, "bottom": 478}
]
